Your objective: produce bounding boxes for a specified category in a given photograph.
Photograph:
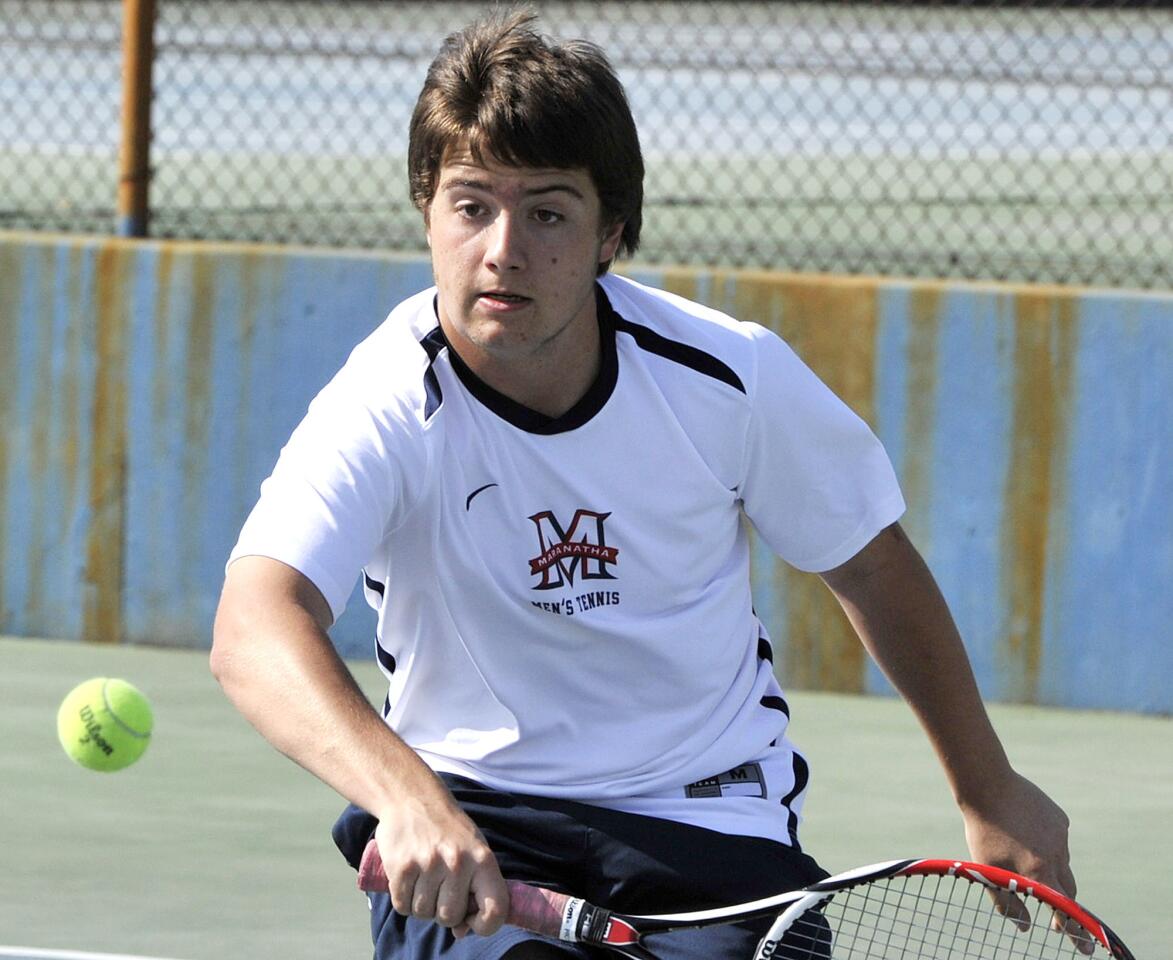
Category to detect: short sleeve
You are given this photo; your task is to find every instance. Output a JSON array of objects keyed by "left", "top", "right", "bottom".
[
  {"left": 228, "top": 348, "right": 428, "bottom": 621},
  {"left": 738, "top": 324, "right": 905, "bottom": 572}
]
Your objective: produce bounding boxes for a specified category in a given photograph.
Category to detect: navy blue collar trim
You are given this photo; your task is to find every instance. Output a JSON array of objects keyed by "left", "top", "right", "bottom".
[
  {"left": 429, "top": 282, "right": 746, "bottom": 433},
  {"left": 436, "top": 285, "right": 620, "bottom": 435}
]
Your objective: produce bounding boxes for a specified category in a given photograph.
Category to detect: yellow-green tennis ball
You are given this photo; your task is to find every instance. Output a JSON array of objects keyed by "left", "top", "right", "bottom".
[{"left": 56, "top": 677, "right": 153, "bottom": 772}]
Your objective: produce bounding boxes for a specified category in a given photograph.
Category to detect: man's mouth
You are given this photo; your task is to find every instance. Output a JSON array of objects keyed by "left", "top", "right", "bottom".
[{"left": 479, "top": 291, "right": 530, "bottom": 304}]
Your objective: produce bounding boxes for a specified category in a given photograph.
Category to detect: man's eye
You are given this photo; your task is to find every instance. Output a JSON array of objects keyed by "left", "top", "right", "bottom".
[
  {"left": 534, "top": 209, "right": 563, "bottom": 224},
  {"left": 456, "top": 203, "right": 484, "bottom": 218}
]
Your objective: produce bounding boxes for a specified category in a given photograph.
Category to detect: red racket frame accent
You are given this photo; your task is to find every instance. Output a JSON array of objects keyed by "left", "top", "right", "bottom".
[{"left": 880, "top": 860, "right": 1131, "bottom": 960}]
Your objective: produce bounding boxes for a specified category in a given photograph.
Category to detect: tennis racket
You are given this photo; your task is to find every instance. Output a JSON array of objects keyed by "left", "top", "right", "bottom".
[{"left": 357, "top": 839, "right": 1135, "bottom": 959}]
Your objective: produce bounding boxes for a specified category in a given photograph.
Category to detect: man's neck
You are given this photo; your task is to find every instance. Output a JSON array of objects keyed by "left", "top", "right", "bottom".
[
  {"left": 438, "top": 296, "right": 603, "bottom": 420},
  {"left": 463, "top": 328, "right": 599, "bottom": 418}
]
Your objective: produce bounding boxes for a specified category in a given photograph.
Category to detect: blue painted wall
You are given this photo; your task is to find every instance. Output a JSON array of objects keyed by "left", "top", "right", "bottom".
[{"left": 1, "top": 233, "right": 1169, "bottom": 712}]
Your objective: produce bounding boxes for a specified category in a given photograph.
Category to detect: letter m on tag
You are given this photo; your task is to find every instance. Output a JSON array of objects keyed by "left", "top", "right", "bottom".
[{"left": 528, "top": 509, "right": 619, "bottom": 590}]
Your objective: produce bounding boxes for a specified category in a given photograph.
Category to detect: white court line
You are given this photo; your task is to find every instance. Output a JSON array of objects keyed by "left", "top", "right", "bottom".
[{"left": 0, "top": 948, "right": 189, "bottom": 960}]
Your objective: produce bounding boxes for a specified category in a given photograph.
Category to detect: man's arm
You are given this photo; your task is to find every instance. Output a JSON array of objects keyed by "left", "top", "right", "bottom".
[
  {"left": 210, "top": 555, "right": 508, "bottom": 936},
  {"left": 818, "top": 523, "right": 1077, "bottom": 900}
]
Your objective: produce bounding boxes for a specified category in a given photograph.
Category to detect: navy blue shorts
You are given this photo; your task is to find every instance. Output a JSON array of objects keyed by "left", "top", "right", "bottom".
[{"left": 332, "top": 774, "right": 828, "bottom": 960}]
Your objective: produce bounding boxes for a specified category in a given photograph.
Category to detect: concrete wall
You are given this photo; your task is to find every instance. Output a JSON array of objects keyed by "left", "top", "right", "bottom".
[{"left": 2, "top": 232, "right": 1169, "bottom": 712}]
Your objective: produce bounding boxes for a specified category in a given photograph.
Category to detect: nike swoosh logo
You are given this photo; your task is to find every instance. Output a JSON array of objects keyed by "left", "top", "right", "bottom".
[{"left": 465, "top": 483, "right": 499, "bottom": 511}]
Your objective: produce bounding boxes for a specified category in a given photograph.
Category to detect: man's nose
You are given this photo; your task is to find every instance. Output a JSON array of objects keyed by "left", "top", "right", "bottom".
[{"left": 484, "top": 212, "right": 526, "bottom": 272}]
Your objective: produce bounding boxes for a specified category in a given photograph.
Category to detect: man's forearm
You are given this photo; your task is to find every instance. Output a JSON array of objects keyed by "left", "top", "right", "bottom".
[
  {"left": 211, "top": 556, "right": 511, "bottom": 934},
  {"left": 210, "top": 556, "right": 446, "bottom": 820},
  {"left": 821, "top": 524, "right": 1077, "bottom": 893},
  {"left": 820, "top": 524, "right": 1014, "bottom": 808}
]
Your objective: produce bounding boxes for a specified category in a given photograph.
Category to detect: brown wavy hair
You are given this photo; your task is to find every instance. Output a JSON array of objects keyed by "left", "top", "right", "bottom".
[{"left": 408, "top": 10, "right": 644, "bottom": 274}]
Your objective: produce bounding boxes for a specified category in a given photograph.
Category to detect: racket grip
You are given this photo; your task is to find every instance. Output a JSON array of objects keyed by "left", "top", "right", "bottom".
[{"left": 356, "top": 837, "right": 573, "bottom": 939}]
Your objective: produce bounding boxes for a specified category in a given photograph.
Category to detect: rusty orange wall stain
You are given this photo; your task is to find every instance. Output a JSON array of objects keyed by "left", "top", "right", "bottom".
[
  {"left": 902, "top": 285, "right": 944, "bottom": 545},
  {"left": 659, "top": 267, "right": 700, "bottom": 303},
  {"left": 82, "top": 241, "right": 131, "bottom": 645},
  {"left": 1000, "top": 292, "right": 1077, "bottom": 701},
  {"left": 180, "top": 251, "right": 216, "bottom": 577},
  {"left": 230, "top": 252, "right": 264, "bottom": 494},
  {"left": 732, "top": 272, "right": 881, "bottom": 424},
  {"left": 151, "top": 246, "right": 175, "bottom": 419},
  {"left": 237, "top": 251, "right": 261, "bottom": 350},
  {"left": 0, "top": 242, "right": 19, "bottom": 624},
  {"left": 730, "top": 272, "right": 882, "bottom": 693},
  {"left": 63, "top": 244, "right": 86, "bottom": 512},
  {"left": 141, "top": 247, "right": 176, "bottom": 586},
  {"left": 25, "top": 245, "right": 58, "bottom": 621},
  {"left": 186, "top": 251, "right": 215, "bottom": 447}
]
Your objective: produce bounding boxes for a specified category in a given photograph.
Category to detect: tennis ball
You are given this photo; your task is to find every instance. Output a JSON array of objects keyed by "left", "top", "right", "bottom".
[{"left": 57, "top": 677, "right": 153, "bottom": 772}]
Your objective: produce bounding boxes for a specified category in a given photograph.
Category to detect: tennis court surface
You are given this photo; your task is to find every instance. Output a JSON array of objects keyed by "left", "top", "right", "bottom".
[{"left": 2, "top": 635, "right": 1168, "bottom": 958}]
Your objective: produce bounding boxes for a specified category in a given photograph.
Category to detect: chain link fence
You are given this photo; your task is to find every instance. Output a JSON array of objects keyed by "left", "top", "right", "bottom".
[{"left": 2, "top": 1, "right": 1171, "bottom": 287}]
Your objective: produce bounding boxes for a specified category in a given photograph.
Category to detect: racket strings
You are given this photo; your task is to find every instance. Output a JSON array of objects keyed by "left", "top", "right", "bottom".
[{"left": 777, "top": 874, "right": 1101, "bottom": 960}]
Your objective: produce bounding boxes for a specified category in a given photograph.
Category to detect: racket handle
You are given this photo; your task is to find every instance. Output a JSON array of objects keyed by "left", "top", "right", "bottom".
[{"left": 356, "top": 837, "right": 573, "bottom": 939}]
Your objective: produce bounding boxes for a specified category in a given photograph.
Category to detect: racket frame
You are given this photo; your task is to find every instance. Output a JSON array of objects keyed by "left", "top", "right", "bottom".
[
  {"left": 356, "top": 840, "right": 1135, "bottom": 960},
  {"left": 747, "top": 859, "right": 1135, "bottom": 960}
]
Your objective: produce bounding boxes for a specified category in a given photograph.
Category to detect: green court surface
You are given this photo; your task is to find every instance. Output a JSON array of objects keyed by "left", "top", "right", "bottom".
[{"left": 1, "top": 635, "right": 1168, "bottom": 958}]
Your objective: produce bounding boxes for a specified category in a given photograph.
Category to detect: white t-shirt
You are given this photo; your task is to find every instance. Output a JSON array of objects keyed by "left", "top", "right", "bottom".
[{"left": 230, "top": 273, "right": 905, "bottom": 845}]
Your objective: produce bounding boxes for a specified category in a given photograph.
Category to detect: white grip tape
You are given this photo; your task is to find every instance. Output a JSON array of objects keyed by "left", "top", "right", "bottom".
[{"left": 560, "top": 897, "right": 586, "bottom": 942}]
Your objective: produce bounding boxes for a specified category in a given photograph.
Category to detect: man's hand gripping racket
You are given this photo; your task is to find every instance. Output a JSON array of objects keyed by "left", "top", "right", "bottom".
[{"left": 358, "top": 838, "right": 1135, "bottom": 959}]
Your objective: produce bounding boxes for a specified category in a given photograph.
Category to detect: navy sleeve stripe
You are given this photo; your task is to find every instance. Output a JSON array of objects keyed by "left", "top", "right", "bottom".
[
  {"left": 614, "top": 317, "right": 746, "bottom": 394},
  {"left": 363, "top": 571, "right": 386, "bottom": 599},
  {"left": 375, "top": 640, "right": 397, "bottom": 675},
  {"left": 781, "top": 752, "right": 810, "bottom": 848},
  {"left": 760, "top": 694, "right": 790, "bottom": 718},
  {"left": 419, "top": 326, "right": 447, "bottom": 420}
]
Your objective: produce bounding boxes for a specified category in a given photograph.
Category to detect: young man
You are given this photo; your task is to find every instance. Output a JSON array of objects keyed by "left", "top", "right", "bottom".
[{"left": 211, "top": 13, "right": 1078, "bottom": 960}]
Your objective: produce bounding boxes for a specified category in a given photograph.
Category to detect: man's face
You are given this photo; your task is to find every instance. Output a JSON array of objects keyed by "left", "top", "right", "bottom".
[{"left": 425, "top": 151, "right": 624, "bottom": 378}]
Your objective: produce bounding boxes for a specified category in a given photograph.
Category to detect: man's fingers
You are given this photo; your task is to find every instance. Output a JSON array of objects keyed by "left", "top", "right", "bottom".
[
  {"left": 989, "top": 889, "right": 1032, "bottom": 932},
  {"left": 370, "top": 808, "right": 505, "bottom": 936},
  {"left": 1049, "top": 910, "right": 1096, "bottom": 956},
  {"left": 1055, "top": 862, "right": 1078, "bottom": 901},
  {"left": 389, "top": 865, "right": 420, "bottom": 918},
  {"left": 1038, "top": 864, "right": 1094, "bottom": 955},
  {"left": 434, "top": 872, "right": 476, "bottom": 928},
  {"left": 464, "top": 866, "right": 510, "bottom": 937},
  {"left": 387, "top": 859, "right": 448, "bottom": 922},
  {"left": 990, "top": 888, "right": 1093, "bottom": 956},
  {"left": 409, "top": 870, "right": 443, "bottom": 920},
  {"left": 988, "top": 865, "right": 1095, "bottom": 957}
]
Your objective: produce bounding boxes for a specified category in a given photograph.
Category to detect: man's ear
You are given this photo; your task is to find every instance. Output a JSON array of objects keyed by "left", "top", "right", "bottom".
[
  {"left": 423, "top": 206, "right": 432, "bottom": 248},
  {"left": 599, "top": 220, "right": 625, "bottom": 264}
]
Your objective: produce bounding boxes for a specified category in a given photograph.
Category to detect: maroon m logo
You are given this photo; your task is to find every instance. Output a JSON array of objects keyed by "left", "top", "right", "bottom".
[{"left": 528, "top": 509, "right": 619, "bottom": 590}]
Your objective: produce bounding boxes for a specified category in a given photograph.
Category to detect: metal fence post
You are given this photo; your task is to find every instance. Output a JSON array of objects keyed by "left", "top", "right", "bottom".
[{"left": 117, "top": 0, "right": 156, "bottom": 237}]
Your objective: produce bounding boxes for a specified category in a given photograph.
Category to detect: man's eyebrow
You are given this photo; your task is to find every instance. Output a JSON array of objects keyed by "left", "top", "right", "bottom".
[
  {"left": 527, "top": 183, "right": 586, "bottom": 199},
  {"left": 440, "top": 177, "right": 586, "bottom": 200}
]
